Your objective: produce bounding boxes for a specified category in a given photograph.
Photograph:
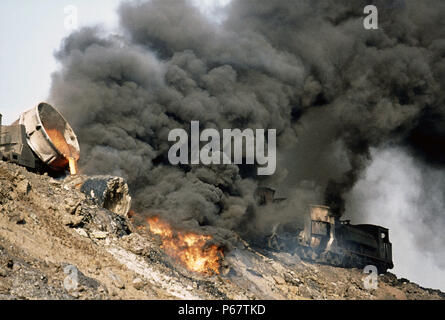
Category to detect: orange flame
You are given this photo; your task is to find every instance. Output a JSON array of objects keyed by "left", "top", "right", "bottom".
[{"left": 146, "top": 216, "right": 223, "bottom": 275}]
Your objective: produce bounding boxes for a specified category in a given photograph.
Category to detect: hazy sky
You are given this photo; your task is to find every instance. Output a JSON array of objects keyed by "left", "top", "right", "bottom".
[
  {"left": 0, "top": 0, "right": 229, "bottom": 124},
  {"left": 0, "top": 0, "right": 123, "bottom": 124}
]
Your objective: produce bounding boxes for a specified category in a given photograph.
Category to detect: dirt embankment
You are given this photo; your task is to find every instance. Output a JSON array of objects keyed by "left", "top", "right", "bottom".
[{"left": 0, "top": 161, "right": 443, "bottom": 300}]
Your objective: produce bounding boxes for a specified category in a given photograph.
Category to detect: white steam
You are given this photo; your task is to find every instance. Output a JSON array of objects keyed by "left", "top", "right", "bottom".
[{"left": 345, "top": 148, "right": 445, "bottom": 291}]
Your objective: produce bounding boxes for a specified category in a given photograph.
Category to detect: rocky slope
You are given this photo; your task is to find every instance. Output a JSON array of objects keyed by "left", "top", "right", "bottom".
[{"left": 0, "top": 160, "right": 443, "bottom": 300}]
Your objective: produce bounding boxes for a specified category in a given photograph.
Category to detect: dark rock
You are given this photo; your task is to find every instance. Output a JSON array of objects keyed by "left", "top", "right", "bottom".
[{"left": 80, "top": 176, "right": 131, "bottom": 216}]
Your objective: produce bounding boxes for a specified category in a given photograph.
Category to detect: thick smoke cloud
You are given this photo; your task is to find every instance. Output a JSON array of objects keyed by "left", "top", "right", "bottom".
[{"left": 49, "top": 0, "right": 445, "bottom": 252}]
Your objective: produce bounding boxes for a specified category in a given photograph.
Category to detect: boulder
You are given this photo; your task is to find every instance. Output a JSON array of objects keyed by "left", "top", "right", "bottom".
[{"left": 80, "top": 176, "right": 131, "bottom": 216}]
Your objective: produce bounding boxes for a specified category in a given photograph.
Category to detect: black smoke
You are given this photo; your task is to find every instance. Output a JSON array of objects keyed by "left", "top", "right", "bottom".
[{"left": 49, "top": 0, "right": 445, "bottom": 246}]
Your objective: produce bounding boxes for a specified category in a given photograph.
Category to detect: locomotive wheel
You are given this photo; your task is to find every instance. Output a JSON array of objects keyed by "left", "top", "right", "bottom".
[
  {"left": 376, "top": 263, "right": 388, "bottom": 274},
  {"left": 297, "top": 246, "right": 310, "bottom": 261},
  {"left": 330, "top": 253, "right": 343, "bottom": 267}
]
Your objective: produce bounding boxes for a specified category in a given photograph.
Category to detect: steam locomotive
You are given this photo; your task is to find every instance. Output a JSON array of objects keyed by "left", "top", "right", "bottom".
[{"left": 256, "top": 188, "right": 394, "bottom": 273}]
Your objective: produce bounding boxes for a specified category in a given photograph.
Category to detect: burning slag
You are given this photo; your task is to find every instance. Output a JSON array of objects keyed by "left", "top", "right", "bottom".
[{"left": 168, "top": 121, "right": 276, "bottom": 175}]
